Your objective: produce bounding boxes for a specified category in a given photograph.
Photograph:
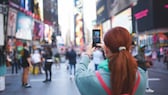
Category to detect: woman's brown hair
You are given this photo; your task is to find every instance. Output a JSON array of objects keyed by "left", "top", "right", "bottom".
[{"left": 103, "top": 27, "right": 137, "bottom": 95}]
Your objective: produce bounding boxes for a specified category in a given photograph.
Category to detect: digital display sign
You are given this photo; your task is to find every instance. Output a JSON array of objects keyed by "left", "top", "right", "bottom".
[
  {"left": 112, "top": 8, "right": 132, "bottom": 33},
  {"left": 33, "top": 20, "right": 44, "bottom": 41},
  {"left": 0, "top": 14, "right": 4, "bottom": 46},
  {"left": 7, "top": 8, "right": 17, "bottom": 37},
  {"left": 16, "top": 12, "right": 33, "bottom": 40},
  {"left": 132, "top": 0, "right": 154, "bottom": 33},
  {"left": 132, "top": 0, "right": 168, "bottom": 33}
]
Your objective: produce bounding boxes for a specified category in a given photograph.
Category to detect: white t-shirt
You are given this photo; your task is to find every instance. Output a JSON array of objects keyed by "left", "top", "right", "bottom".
[
  {"left": 31, "top": 51, "right": 41, "bottom": 64},
  {"left": 92, "top": 49, "right": 104, "bottom": 65}
]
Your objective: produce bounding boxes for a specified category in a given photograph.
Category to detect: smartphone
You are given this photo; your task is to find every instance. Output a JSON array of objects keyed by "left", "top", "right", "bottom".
[{"left": 92, "top": 29, "right": 101, "bottom": 47}]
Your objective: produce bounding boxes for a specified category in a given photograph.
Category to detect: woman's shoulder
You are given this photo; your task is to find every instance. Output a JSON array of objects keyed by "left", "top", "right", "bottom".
[
  {"left": 75, "top": 70, "right": 110, "bottom": 95},
  {"left": 135, "top": 67, "right": 146, "bottom": 95}
]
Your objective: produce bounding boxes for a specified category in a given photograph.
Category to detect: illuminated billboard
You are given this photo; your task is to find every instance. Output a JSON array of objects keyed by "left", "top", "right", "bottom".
[
  {"left": 16, "top": 12, "right": 33, "bottom": 40},
  {"left": 96, "top": 0, "right": 108, "bottom": 24},
  {"left": 112, "top": 8, "right": 132, "bottom": 33},
  {"left": 25, "top": 0, "right": 33, "bottom": 12},
  {"left": 0, "top": 14, "right": 4, "bottom": 46},
  {"left": 34, "top": 0, "right": 43, "bottom": 21},
  {"left": 132, "top": 0, "right": 168, "bottom": 33},
  {"left": 7, "top": 8, "right": 17, "bottom": 37},
  {"left": 74, "top": 0, "right": 84, "bottom": 47},
  {"left": 33, "top": 20, "right": 44, "bottom": 41},
  {"left": 44, "top": 24, "right": 53, "bottom": 44}
]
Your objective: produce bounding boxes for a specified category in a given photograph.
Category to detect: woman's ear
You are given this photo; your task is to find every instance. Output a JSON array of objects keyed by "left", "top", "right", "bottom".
[{"left": 103, "top": 45, "right": 111, "bottom": 58}]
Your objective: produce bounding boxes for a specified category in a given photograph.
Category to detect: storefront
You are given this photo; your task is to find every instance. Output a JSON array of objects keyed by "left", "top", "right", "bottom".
[
  {"left": 132, "top": 0, "right": 168, "bottom": 48},
  {"left": 0, "top": 3, "right": 8, "bottom": 91}
]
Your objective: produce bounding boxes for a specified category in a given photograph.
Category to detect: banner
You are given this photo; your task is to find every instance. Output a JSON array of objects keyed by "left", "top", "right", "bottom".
[
  {"left": 44, "top": 24, "right": 53, "bottom": 44},
  {"left": 0, "top": 14, "right": 4, "bottom": 46},
  {"left": 7, "top": 8, "right": 17, "bottom": 37},
  {"left": 33, "top": 20, "right": 44, "bottom": 41}
]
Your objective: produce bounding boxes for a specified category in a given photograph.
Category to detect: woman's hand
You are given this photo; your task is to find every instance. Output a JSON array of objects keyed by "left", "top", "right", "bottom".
[{"left": 84, "top": 43, "right": 95, "bottom": 57}]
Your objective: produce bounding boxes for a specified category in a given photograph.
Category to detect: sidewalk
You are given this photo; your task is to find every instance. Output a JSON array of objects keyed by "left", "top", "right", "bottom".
[{"left": 0, "top": 63, "right": 81, "bottom": 95}]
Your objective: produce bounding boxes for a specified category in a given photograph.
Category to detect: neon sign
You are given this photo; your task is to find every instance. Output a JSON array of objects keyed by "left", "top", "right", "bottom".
[
  {"left": 134, "top": 9, "right": 149, "bottom": 20},
  {"left": 164, "top": 4, "right": 168, "bottom": 8}
]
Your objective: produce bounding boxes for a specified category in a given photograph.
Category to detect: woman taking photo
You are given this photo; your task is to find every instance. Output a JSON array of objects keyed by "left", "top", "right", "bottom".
[{"left": 75, "top": 27, "right": 146, "bottom": 95}]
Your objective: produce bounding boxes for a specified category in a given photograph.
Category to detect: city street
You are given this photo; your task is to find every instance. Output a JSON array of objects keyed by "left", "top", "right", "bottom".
[
  {"left": 0, "top": 63, "right": 81, "bottom": 95},
  {"left": 146, "top": 59, "right": 168, "bottom": 95},
  {"left": 0, "top": 59, "right": 168, "bottom": 95}
]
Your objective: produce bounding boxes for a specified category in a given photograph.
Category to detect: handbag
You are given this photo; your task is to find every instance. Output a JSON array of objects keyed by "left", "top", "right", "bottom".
[{"left": 96, "top": 71, "right": 140, "bottom": 95}]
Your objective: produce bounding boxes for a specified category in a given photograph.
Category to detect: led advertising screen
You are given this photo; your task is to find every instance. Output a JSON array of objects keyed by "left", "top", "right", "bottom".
[
  {"left": 19, "top": 0, "right": 33, "bottom": 12},
  {"left": 33, "top": 20, "right": 44, "bottom": 41},
  {"left": 75, "top": 13, "right": 84, "bottom": 47},
  {"left": 16, "top": 12, "right": 33, "bottom": 40},
  {"left": 153, "top": 0, "right": 168, "bottom": 29},
  {"left": 96, "top": 0, "right": 108, "bottom": 24},
  {"left": 107, "top": 0, "right": 137, "bottom": 17},
  {"left": 74, "top": 0, "right": 84, "bottom": 47},
  {"left": 132, "top": 0, "right": 168, "bottom": 33},
  {"left": 34, "top": 0, "right": 43, "bottom": 21},
  {"left": 43, "top": 0, "right": 58, "bottom": 24},
  {"left": 43, "top": 0, "right": 51, "bottom": 23},
  {"left": 0, "top": 14, "right": 4, "bottom": 46},
  {"left": 112, "top": 8, "right": 132, "bottom": 33},
  {"left": 44, "top": 24, "right": 53, "bottom": 44},
  {"left": 25, "top": 0, "right": 33, "bottom": 12},
  {"left": 7, "top": 8, "right": 17, "bottom": 37},
  {"left": 132, "top": 0, "right": 153, "bottom": 33}
]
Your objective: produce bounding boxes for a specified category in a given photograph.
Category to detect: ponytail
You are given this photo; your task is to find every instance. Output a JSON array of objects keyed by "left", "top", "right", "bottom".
[{"left": 108, "top": 50, "right": 137, "bottom": 95}]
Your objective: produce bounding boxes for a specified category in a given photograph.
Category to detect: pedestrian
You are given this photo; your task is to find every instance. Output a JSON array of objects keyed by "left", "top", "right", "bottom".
[
  {"left": 145, "top": 50, "right": 154, "bottom": 93},
  {"left": 75, "top": 27, "right": 146, "bottom": 95},
  {"left": 92, "top": 46, "right": 105, "bottom": 70},
  {"left": 66, "top": 46, "right": 77, "bottom": 79},
  {"left": 163, "top": 48, "right": 168, "bottom": 69},
  {"left": 6, "top": 47, "right": 17, "bottom": 74},
  {"left": 43, "top": 46, "right": 53, "bottom": 82},
  {"left": 31, "top": 49, "right": 42, "bottom": 74},
  {"left": 21, "top": 42, "right": 32, "bottom": 88},
  {"left": 134, "top": 45, "right": 154, "bottom": 93},
  {"left": 52, "top": 45, "right": 60, "bottom": 69}
]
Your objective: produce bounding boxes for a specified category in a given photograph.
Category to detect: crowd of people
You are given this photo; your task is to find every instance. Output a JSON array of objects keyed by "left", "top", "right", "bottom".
[{"left": 5, "top": 26, "right": 168, "bottom": 95}]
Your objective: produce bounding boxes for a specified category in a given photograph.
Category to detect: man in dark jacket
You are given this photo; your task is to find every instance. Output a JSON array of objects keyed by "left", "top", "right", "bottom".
[
  {"left": 66, "top": 47, "right": 77, "bottom": 79},
  {"left": 43, "top": 46, "right": 53, "bottom": 82},
  {"left": 21, "top": 42, "right": 32, "bottom": 88}
]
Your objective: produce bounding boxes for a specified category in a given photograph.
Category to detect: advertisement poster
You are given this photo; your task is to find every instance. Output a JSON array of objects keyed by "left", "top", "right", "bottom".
[
  {"left": 7, "top": 8, "right": 17, "bottom": 37},
  {"left": 75, "top": 14, "right": 84, "bottom": 46},
  {"left": 107, "top": 0, "right": 137, "bottom": 17},
  {"left": 34, "top": 0, "right": 44, "bottom": 21},
  {"left": 74, "top": 0, "right": 84, "bottom": 47},
  {"left": 25, "top": 0, "right": 33, "bottom": 12},
  {"left": 44, "top": 24, "right": 53, "bottom": 44},
  {"left": 33, "top": 20, "right": 44, "bottom": 41},
  {"left": 112, "top": 8, "right": 132, "bottom": 33},
  {"left": 16, "top": 12, "right": 33, "bottom": 40},
  {"left": 0, "top": 14, "right": 4, "bottom": 46}
]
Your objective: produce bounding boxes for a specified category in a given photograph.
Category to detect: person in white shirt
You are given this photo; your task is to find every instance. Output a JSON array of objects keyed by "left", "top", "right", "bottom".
[
  {"left": 92, "top": 46, "right": 105, "bottom": 70},
  {"left": 31, "top": 49, "right": 42, "bottom": 74}
]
